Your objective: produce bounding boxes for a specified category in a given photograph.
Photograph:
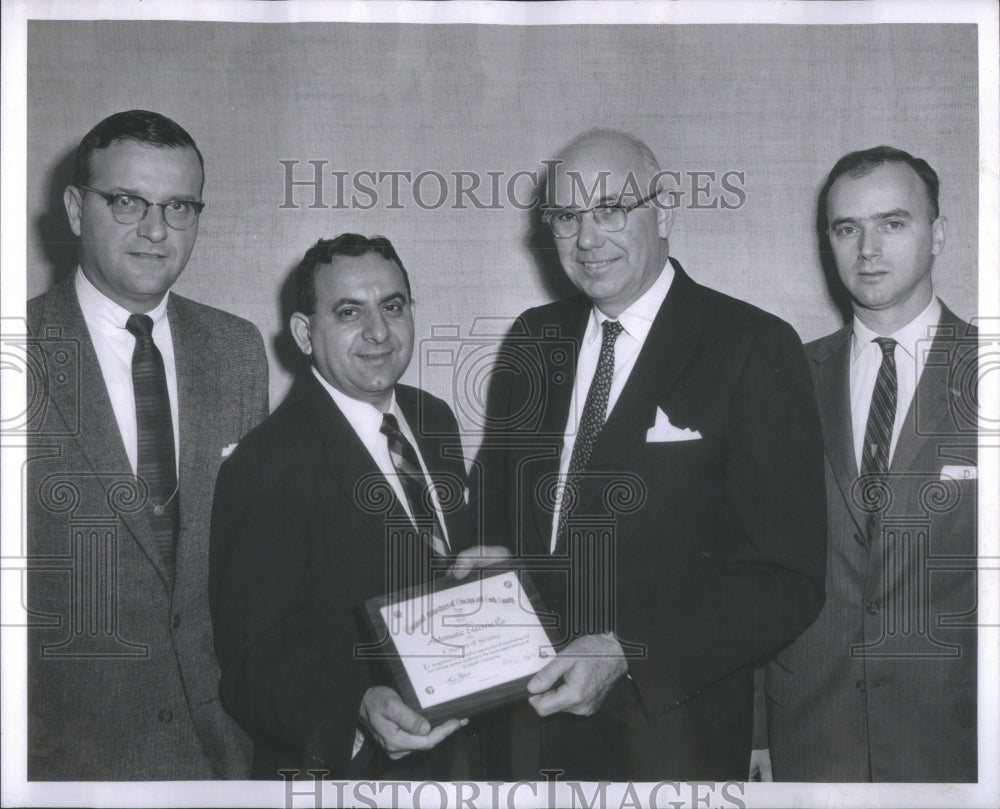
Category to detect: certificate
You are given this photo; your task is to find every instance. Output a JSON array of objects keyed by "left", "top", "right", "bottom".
[{"left": 361, "top": 565, "right": 558, "bottom": 724}]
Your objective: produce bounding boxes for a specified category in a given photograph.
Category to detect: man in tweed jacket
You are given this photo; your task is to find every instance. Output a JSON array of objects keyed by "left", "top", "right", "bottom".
[{"left": 25, "top": 110, "right": 268, "bottom": 779}]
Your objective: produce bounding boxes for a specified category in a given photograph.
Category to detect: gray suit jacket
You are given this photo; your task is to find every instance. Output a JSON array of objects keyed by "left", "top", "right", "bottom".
[
  {"left": 765, "top": 302, "right": 977, "bottom": 781},
  {"left": 25, "top": 274, "right": 269, "bottom": 780}
]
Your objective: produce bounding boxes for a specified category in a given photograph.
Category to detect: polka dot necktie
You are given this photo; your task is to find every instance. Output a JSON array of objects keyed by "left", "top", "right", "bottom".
[{"left": 555, "top": 319, "right": 624, "bottom": 553}]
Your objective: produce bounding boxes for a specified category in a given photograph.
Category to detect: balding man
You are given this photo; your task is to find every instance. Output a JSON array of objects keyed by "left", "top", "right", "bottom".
[{"left": 477, "top": 129, "right": 827, "bottom": 780}]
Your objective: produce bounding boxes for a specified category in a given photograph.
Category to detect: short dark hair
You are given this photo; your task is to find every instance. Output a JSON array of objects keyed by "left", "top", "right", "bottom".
[
  {"left": 820, "top": 145, "right": 940, "bottom": 224},
  {"left": 294, "top": 234, "right": 411, "bottom": 315},
  {"left": 73, "top": 110, "right": 204, "bottom": 187}
]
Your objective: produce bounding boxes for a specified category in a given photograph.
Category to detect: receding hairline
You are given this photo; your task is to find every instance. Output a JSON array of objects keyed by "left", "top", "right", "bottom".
[
  {"left": 555, "top": 128, "right": 661, "bottom": 180},
  {"left": 826, "top": 160, "right": 937, "bottom": 219}
]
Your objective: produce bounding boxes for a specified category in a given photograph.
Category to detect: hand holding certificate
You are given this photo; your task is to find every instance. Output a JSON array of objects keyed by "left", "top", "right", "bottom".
[
  {"left": 358, "top": 685, "right": 467, "bottom": 760},
  {"left": 361, "top": 560, "right": 558, "bottom": 724}
]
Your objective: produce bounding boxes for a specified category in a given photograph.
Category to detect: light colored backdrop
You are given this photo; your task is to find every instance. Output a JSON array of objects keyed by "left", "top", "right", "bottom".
[{"left": 26, "top": 21, "right": 979, "bottom": 444}]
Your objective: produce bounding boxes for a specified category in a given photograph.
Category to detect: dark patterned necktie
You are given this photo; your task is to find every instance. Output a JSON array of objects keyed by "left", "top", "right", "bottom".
[
  {"left": 859, "top": 336, "right": 897, "bottom": 546},
  {"left": 380, "top": 413, "right": 449, "bottom": 556},
  {"left": 126, "top": 314, "right": 179, "bottom": 578},
  {"left": 555, "top": 319, "right": 624, "bottom": 553}
]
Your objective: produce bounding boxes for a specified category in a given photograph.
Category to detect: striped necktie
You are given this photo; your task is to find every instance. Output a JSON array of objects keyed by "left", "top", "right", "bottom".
[
  {"left": 126, "top": 313, "right": 179, "bottom": 578},
  {"left": 859, "top": 336, "right": 897, "bottom": 546},
  {"left": 380, "top": 413, "right": 449, "bottom": 556},
  {"left": 555, "top": 319, "right": 624, "bottom": 553}
]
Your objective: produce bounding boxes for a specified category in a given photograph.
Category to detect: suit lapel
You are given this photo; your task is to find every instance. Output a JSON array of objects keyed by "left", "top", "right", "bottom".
[
  {"left": 292, "top": 373, "right": 406, "bottom": 526},
  {"left": 890, "top": 305, "right": 972, "bottom": 474},
  {"left": 397, "top": 387, "right": 469, "bottom": 553},
  {"left": 810, "top": 326, "right": 865, "bottom": 533},
  {"left": 169, "top": 295, "right": 223, "bottom": 591},
  {"left": 588, "top": 262, "right": 702, "bottom": 476},
  {"left": 528, "top": 299, "right": 589, "bottom": 552},
  {"left": 38, "top": 280, "right": 170, "bottom": 587}
]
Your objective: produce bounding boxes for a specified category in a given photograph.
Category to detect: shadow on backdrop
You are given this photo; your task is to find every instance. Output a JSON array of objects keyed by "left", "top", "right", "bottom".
[
  {"left": 815, "top": 179, "right": 854, "bottom": 327},
  {"left": 273, "top": 256, "right": 311, "bottom": 379},
  {"left": 34, "top": 147, "right": 78, "bottom": 291},
  {"left": 524, "top": 165, "right": 578, "bottom": 304}
]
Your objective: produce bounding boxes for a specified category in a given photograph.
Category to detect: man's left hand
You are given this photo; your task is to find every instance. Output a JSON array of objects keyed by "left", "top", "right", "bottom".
[{"left": 526, "top": 633, "right": 627, "bottom": 717}]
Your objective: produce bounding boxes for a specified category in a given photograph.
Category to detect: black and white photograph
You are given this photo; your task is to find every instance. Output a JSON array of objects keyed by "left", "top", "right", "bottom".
[{"left": 1, "top": 1, "right": 997, "bottom": 807}]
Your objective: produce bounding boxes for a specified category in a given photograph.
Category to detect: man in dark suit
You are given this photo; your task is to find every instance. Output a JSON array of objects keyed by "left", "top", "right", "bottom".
[
  {"left": 477, "top": 129, "right": 827, "bottom": 781},
  {"left": 25, "top": 110, "right": 268, "bottom": 779},
  {"left": 757, "top": 147, "right": 978, "bottom": 781},
  {"left": 210, "top": 234, "right": 478, "bottom": 779}
]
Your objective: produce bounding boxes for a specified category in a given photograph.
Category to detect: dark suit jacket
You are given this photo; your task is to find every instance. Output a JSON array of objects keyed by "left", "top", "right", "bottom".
[
  {"left": 476, "top": 259, "right": 827, "bottom": 780},
  {"left": 26, "top": 274, "right": 268, "bottom": 780},
  {"left": 209, "top": 372, "right": 476, "bottom": 779},
  {"left": 765, "top": 303, "right": 978, "bottom": 781}
]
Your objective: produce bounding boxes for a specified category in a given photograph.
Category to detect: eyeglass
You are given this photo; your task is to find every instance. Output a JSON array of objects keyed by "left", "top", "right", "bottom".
[
  {"left": 77, "top": 185, "right": 205, "bottom": 230},
  {"left": 542, "top": 190, "right": 660, "bottom": 238}
]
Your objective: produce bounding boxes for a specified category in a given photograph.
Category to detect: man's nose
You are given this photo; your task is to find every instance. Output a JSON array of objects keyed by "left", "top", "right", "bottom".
[
  {"left": 576, "top": 211, "right": 606, "bottom": 250},
  {"left": 362, "top": 310, "right": 389, "bottom": 342},
  {"left": 858, "top": 226, "right": 881, "bottom": 260},
  {"left": 136, "top": 205, "right": 168, "bottom": 242}
]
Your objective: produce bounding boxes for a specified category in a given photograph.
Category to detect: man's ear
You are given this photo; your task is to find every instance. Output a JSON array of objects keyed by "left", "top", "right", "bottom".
[
  {"left": 655, "top": 183, "right": 676, "bottom": 240},
  {"left": 289, "top": 312, "right": 313, "bottom": 356},
  {"left": 64, "top": 186, "right": 83, "bottom": 237},
  {"left": 931, "top": 216, "right": 947, "bottom": 256}
]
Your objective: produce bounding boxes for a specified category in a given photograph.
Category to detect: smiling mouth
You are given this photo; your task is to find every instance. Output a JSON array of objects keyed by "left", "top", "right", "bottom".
[
  {"left": 358, "top": 350, "right": 393, "bottom": 362},
  {"left": 578, "top": 258, "right": 619, "bottom": 270}
]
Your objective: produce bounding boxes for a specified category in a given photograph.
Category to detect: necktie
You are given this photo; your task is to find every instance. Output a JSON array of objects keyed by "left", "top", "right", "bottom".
[
  {"left": 380, "top": 413, "right": 449, "bottom": 556},
  {"left": 859, "top": 336, "right": 897, "bottom": 546},
  {"left": 126, "top": 314, "right": 179, "bottom": 578},
  {"left": 555, "top": 319, "right": 624, "bottom": 552}
]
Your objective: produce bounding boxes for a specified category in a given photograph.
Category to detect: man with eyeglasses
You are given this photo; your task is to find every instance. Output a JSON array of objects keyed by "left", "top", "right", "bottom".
[
  {"left": 25, "top": 109, "right": 268, "bottom": 779},
  {"left": 477, "top": 129, "right": 826, "bottom": 780}
]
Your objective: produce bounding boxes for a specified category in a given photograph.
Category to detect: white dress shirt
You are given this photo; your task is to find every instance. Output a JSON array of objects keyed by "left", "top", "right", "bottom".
[
  {"left": 849, "top": 297, "right": 942, "bottom": 472},
  {"left": 75, "top": 268, "right": 179, "bottom": 476},
  {"left": 310, "top": 367, "right": 451, "bottom": 549},
  {"left": 549, "top": 262, "right": 675, "bottom": 551}
]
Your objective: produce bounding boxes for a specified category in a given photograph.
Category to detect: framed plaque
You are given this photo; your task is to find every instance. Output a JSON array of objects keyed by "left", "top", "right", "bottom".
[{"left": 360, "top": 563, "right": 558, "bottom": 724}]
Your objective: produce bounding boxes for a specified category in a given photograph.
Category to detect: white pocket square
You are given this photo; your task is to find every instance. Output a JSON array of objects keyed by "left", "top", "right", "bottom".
[
  {"left": 940, "top": 465, "right": 976, "bottom": 481},
  {"left": 221, "top": 442, "right": 239, "bottom": 458},
  {"left": 646, "top": 407, "right": 702, "bottom": 442}
]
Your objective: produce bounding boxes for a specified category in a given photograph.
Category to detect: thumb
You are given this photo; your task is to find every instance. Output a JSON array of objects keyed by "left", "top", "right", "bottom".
[
  {"left": 527, "top": 655, "right": 568, "bottom": 694},
  {"left": 390, "top": 703, "right": 431, "bottom": 736}
]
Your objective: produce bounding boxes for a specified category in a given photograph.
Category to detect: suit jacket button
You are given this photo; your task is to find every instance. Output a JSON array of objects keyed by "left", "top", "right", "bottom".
[
  {"left": 866, "top": 602, "right": 879, "bottom": 615},
  {"left": 855, "top": 680, "right": 866, "bottom": 694},
  {"left": 157, "top": 708, "right": 173, "bottom": 723},
  {"left": 172, "top": 614, "right": 181, "bottom": 629}
]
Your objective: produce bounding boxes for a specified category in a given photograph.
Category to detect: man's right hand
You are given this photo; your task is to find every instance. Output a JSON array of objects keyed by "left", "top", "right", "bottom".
[{"left": 358, "top": 686, "right": 466, "bottom": 760}]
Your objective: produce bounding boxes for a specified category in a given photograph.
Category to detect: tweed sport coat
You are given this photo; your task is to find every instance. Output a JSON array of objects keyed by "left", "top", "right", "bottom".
[{"left": 25, "top": 274, "right": 268, "bottom": 780}]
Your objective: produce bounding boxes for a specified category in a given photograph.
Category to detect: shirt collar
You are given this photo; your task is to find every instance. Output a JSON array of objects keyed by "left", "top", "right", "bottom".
[
  {"left": 310, "top": 365, "right": 397, "bottom": 437},
  {"left": 851, "top": 297, "right": 942, "bottom": 363},
  {"left": 75, "top": 266, "right": 170, "bottom": 334},
  {"left": 585, "top": 260, "right": 675, "bottom": 343}
]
